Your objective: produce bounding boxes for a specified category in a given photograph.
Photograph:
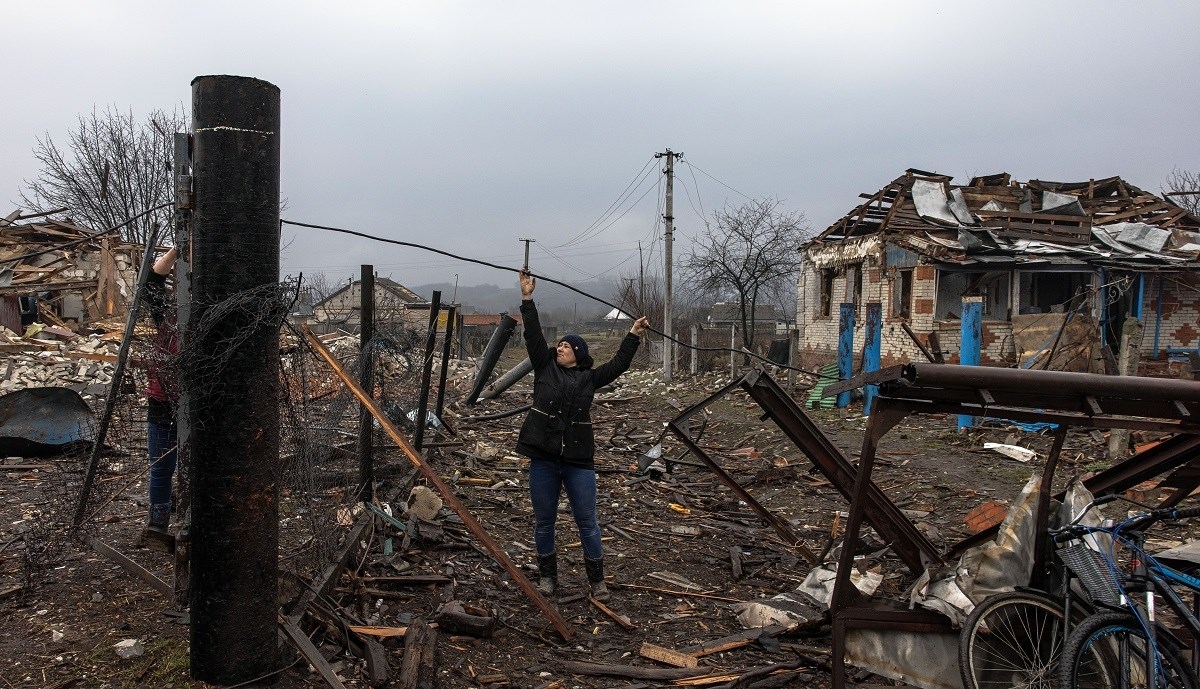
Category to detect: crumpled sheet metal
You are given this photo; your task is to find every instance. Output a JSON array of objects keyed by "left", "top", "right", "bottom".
[
  {"left": 845, "top": 630, "right": 963, "bottom": 689},
  {"left": 909, "top": 473, "right": 1041, "bottom": 625},
  {"left": 0, "top": 386, "right": 94, "bottom": 456}
]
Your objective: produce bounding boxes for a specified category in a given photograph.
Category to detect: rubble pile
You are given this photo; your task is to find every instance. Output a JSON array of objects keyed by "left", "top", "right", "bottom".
[{"left": 0, "top": 326, "right": 120, "bottom": 397}]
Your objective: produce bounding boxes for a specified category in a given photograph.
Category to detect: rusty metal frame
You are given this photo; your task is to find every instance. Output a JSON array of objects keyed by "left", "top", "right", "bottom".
[{"left": 825, "top": 363, "right": 1200, "bottom": 689}]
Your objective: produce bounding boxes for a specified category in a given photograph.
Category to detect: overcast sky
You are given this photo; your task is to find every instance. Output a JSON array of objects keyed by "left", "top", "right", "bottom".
[{"left": 4, "top": 1, "right": 1198, "bottom": 292}]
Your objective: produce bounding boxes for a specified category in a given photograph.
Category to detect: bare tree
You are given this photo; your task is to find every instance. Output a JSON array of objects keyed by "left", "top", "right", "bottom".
[
  {"left": 683, "top": 198, "right": 810, "bottom": 354},
  {"left": 19, "top": 105, "right": 187, "bottom": 245},
  {"left": 1164, "top": 168, "right": 1200, "bottom": 215}
]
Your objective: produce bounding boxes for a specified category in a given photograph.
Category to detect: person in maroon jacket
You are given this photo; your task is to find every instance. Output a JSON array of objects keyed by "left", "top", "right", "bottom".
[
  {"left": 141, "top": 247, "right": 179, "bottom": 550},
  {"left": 515, "top": 269, "right": 649, "bottom": 600}
]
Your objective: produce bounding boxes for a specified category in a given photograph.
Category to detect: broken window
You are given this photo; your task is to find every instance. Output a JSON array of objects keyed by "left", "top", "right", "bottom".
[
  {"left": 892, "top": 269, "right": 913, "bottom": 318},
  {"left": 819, "top": 268, "right": 835, "bottom": 317},
  {"left": 845, "top": 264, "right": 863, "bottom": 309},
  {"left": 1018, "top": 271, "right": 1091, "bottom": 315},
  {"left": 935, "top": 270, "right": 1011, "bottom": 320}
]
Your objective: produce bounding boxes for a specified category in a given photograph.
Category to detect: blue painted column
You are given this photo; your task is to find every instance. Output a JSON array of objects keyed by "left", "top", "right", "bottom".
[
  {"left": 1134, "top": 274, "right": 1145, "bottom": 319},
  {"left": 958, "top": 298, "right": 983, "bottom": 430},
  {"left": 863, "top": 302, "right": 882, "bottom": 415},
  {"left": 1099, "top": 268, "right": 1109, "bottom": 349},
  {"left": 837, "top": 303, "right": 855, "bottom": 408}
]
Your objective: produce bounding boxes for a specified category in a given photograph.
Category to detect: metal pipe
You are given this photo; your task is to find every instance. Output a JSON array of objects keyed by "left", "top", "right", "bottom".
[
  {"left": 478, "top": 357, "right": 533, "bottom": 401},
  {"left": 463, "top": 313, "right": 517, "bottom": 405},
  {"left": 903, "top": 363, "right": 1200, "bottom": 403}
]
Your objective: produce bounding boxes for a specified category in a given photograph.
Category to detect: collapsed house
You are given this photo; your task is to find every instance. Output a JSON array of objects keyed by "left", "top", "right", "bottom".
[
  {"left": 0, "top": 212, "right": 144, "bottom": 333},
  {"left": 796, "top": 170, "right": 1200, "bottom": 371}
]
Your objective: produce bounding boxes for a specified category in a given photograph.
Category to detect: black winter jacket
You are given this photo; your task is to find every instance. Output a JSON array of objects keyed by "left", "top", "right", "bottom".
[{"left": 515, "top": 300, "right": 641, "bottom": 468}]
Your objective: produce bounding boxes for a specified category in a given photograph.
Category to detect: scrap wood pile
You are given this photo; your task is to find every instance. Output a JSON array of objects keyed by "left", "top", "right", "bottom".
[{"left": 0, "top": 211, "right": 145, "bottom": 323}]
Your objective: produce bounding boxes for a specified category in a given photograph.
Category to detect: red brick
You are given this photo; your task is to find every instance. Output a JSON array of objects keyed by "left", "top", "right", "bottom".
[
  {"left": 915, "top": 265, "right": 936, "bottom": 281},
  {"left": 1173, "top": 323, "right": 1198, "bottom": 346},
  {"left": 964, "top": 501, "right": 1009, "bottom": 534},
  {"left": 913, "top": 298, "right": 934, "bottom": 316}
]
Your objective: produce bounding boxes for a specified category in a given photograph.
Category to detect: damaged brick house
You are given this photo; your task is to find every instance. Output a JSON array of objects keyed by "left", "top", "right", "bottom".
[
  {"left": 796, "top": 170, "right": 1200, "bottom": 370},
  {"left": 0, "top": 212, "right": 144, "bottom": 333}
]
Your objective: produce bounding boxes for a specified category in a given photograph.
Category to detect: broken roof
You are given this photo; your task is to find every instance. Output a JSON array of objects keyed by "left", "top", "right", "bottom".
[{"left": 807, "top": 169, "right": 1200, "bottom": 269}]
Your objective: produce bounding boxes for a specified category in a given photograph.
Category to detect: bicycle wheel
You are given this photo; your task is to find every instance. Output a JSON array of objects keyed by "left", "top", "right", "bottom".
[
  {"left": 960, "top": 590, "right": 1071, "bottom": 689},
  {"left": 1060, "top": 611, "right": 1197, "bottom": 689}
]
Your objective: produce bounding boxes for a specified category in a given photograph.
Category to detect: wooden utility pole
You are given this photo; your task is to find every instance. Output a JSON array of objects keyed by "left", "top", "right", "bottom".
[
  {"left": 638, "top": 240, "right": 645, "bottom": 314},
  {"left": 358, "top": 265, "right": 374, "bottom": 502},
  {"left": 656, "top": 149, "right": 682, "bottom": 382}
]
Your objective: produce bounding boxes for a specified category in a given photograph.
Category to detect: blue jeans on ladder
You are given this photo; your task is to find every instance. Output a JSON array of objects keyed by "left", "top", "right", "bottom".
[
  {"left": 147, "top": 419, "right": 178, "bottom": 519},
  {"left": 528, "top": 458, "right": 602, "bottom": 560}
]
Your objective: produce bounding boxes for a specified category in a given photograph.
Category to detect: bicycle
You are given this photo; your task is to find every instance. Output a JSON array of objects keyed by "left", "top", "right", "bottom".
[
  {"left": 1055, "top": 501, "right": 1200, "bottom": 689},
  {"left": 959, "top": 496, "right": 1104, "bottom": 689}
]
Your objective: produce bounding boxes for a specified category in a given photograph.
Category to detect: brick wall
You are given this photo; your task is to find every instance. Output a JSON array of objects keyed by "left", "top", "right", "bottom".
[
  {"left": 1143, "top": 272, "right": 1200, "bottom": 353},
  {"left": 799, "top": 254, "right": 1020, "bottom": 366}
]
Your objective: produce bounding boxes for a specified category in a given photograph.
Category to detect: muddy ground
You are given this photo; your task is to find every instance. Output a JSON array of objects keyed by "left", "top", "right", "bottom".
[{"left": 0, "top": 333, "right": 1141, "bottom": 689}]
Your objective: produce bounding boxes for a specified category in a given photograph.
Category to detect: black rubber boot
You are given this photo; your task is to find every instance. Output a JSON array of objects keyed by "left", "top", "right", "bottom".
[
  {"left": 536, "top": 552, "right": 557, "bottom": 596},
  {"left": 584, "top": 556, "right": 609, "bottom": 601},
  {"left": 140, "top": 503, "right": 174, "bottom": 553}
]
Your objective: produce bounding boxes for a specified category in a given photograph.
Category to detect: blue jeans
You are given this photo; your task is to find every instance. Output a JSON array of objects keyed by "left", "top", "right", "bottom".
[
  {"left": 148, "top": 419, "right": 178, "bottom": 509},
  {"left": 528, "top": 458, "right": 602, "bottom": 560}
]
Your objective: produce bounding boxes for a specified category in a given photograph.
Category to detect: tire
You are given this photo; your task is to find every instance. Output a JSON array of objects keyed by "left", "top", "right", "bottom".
[
  {"left": 1060, "top": 611, "right": 1197, "bottom": 689},
  {"left": 960, "top": 590, "right": 1072, "bottom": 689}
]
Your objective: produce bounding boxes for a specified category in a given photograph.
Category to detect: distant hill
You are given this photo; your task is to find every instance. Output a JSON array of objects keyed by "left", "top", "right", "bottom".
[{"left": 410, "top": 278, "right": 622, "bottom": 324}]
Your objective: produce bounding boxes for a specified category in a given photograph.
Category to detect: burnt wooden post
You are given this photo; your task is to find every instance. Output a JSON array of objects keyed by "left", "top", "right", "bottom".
[
  {"left": 187, "top": 74, "right": 281, "bottom": 684},
  {"left": 414, "top": 291, "right": 441, "bottom": 450},
  {"left": 358, "top": 265, "right": 375, "bottom": 501}
]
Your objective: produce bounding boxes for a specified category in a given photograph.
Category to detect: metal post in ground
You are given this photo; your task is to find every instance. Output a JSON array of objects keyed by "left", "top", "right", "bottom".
[
  {"left": 836, "top": 303, "right": 855, "bottom": 408},
  {"left": 863, "top": 303, "right": 882, "bottom": 415},
  {"left": 957, "top": 297, "right": 983, "bottom": 430},
  {"left": 187, "top": 74, "right": 281, "bottom": 685},
  {"left": 435, "top": 305, "right": 456, "bottom": 421},
  {"left": 358, "top": 265, "right": 375, "bottom": 502},
  {"left": 415, "top": 291, "right": 442, "bottom": 451}
]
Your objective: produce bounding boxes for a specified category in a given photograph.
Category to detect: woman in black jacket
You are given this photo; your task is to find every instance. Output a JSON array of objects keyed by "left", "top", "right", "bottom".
[{"left": 516, "top": 269, "right": 648, "bottom": 600}]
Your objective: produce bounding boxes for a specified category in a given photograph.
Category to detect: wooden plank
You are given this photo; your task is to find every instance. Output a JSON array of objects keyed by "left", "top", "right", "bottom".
[
  {"left": 396, "top": 619, "right": 437, "bottom": 689},
  {"left": 680, "top": 625, "right": 787, "bottom": 657},
  {"left": 639, "top": 642, "right": 698, "bottom": 668},
  {"left": 349, "top": 624, "right": 411, "bottom": 638},
  {"left": 590, "top": 597, "right": 637, "bottom": 630},
  {"left": 88, "top": 537, "right": 172, "bottom": 598},
  {"left": 279, "top": 617, "right": 349, "bottom": 689}
]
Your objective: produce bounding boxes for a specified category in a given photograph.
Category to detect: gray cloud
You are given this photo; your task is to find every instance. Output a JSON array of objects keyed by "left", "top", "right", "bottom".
[{"left": 4, "top": 1, "right": 1198, "bottom": 293}]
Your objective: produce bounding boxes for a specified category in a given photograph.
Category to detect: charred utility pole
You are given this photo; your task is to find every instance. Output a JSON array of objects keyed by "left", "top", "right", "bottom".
[
  {"left": 656, "top": 149, "right": 682, "bottom": 382},
  {"left": 187, "top": 75, "right": 281, "bottom": 685},
  {"left": 358, "top": 265, "right": 375, "bottom": 502}
]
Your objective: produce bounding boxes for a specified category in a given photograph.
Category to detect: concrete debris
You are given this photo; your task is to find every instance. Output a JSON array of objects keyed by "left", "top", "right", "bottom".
[{"left": 114, "top": 638, "right": 144, "bottom": 659}]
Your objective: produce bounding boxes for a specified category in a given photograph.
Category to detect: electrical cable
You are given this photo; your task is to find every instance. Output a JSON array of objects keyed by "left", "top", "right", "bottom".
[
  {"left": 682, "top": 159, "right": 754, "bottom": 202},
  {"left": 281, "top": 218, "right": 834, "bottom": 381},
  {"left": 557, "top": 156, "right": 658, "bottom": 249}
]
